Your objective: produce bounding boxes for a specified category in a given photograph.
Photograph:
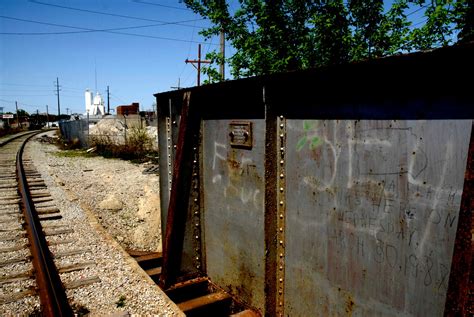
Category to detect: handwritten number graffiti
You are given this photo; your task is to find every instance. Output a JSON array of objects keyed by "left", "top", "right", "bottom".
[{"left": 424, "top": 256, "right": 434, "bottom": 287}]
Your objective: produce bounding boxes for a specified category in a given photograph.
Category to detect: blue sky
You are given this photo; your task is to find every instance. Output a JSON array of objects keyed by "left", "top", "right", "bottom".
[
  {"left": 0, "top": 0, "right": 426, "bottom": 115},
  {"left": 0, "top": 0, "right": 237, "bottom": 115}
]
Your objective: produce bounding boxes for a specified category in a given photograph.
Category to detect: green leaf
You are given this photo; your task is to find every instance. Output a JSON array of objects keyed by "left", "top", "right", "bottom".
[
  {"left": 310, "top": 137, "right": 321, "bottom": 150},
  {"left": 296, "top": 136, "right": 307, "bottom": 152}
]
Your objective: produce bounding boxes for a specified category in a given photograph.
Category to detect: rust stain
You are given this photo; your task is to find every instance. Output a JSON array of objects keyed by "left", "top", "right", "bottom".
[
  {"left": 345, "top": 294, "right": 355, "bottom": 316},
  {"left": 228, "top": 158, "right": 241, "bottom": 170}
]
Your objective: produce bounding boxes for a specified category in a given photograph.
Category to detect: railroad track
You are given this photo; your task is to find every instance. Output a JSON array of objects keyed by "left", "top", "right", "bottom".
[{"left": 0, "top": 132, "right": 99, "bottom": 315}]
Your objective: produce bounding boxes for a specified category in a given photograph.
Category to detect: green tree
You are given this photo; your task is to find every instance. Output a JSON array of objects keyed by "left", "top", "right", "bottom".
[
  {"left": 184, "top": 0, "right": 470, "bottom": 81},
  {"left": 453, "top": 0, "right": 474, "bottom": 43}
]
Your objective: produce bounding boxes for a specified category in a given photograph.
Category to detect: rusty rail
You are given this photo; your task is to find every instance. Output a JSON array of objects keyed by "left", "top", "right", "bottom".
[{"left": 16, "top": 133, "right": 72, "bottom": 316}]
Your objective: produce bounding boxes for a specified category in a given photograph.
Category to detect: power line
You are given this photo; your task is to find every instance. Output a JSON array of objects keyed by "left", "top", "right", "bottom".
[
  {"left": 178, "top": 18, "right": 199, "bottom": 80},
  {"left": 1, "top": 82, "right": 51, "bottom": 87},
  {"left": 0, "top": 98, "right": 41, "bottom": 109},
  {"left": 28, "top": 0, "right": 204, "bottom": 29},
  {"left": 0, "top": 16, "right": 201, "bottom": 36},
  {"left": 0, "top": 94, "right": 53, "bottom": 97},
  {"left": 406, "top": 3, "right": 430, "bottom": 17},
  {"left": 0, "top": 15, "right": 223, "bottom": 46},
  {"left": 0, "top": 88, "right": 54, "bottom": 92},
  {"left": 132, "top": 0, "right": 192, "bottom": 11},
  {"left": 411, "top": 19, "right": 428, "bottom": 28}
]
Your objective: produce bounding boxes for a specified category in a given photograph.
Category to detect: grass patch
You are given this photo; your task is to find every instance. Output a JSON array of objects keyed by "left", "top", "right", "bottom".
[{"left": 53, "top": 149, "right": 96, "bottom": 158}]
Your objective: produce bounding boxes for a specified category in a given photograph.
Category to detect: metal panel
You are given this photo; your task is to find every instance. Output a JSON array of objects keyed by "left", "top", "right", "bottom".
[
  {"left": 284, "top": 119, "right": 472, "bottom": 316},
  {"left": 203, "top": 119, "right": 266, "bottom": 314},
  {"left": 157, "top": 97, "right": 181, "bottom": 245},
  {"left": 157, "top": 103, "right": 171, "bottom": 237}
]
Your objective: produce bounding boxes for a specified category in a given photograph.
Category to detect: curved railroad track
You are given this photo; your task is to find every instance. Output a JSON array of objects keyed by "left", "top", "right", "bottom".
[{"left": 0, "top": 131, "right": 99, "bottom": 316}]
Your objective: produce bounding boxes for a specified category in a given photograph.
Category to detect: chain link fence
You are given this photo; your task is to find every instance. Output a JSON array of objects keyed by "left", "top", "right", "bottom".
[{"left": 59, "top": 114, "right": 158, "bottom": 150}]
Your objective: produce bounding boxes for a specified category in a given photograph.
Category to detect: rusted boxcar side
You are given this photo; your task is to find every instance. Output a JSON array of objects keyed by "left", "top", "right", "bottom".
[{"left": 155, "top": 43, "right": 474, "bottom": 316}]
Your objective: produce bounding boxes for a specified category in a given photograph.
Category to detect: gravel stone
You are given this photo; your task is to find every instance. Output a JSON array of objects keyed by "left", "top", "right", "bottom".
[{"left": 21, "top": 132, "right": 183, "bottom": 316}]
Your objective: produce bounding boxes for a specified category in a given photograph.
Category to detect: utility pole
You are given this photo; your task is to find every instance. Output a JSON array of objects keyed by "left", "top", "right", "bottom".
[
  {"left": 185, "top": 44, "right": 211, "bottom": 86},
  {"left": 220, "top": 29, "right": 225, "bottom": 81},
  {"left": 107, "top": 85, "right": 110, "bottom": 114},
  {"left": 55, "top": 77, "right": 61, "bottom": 119},
  {"left": 46, "top": 105, "right": 49, "bottom": 128},
  {"left": 66, "top": 108, "right": 70, "bottom": 115},
  {"left": 15, "top": 101, "right": 19, "bottom": 128},
  {"left": 171, "top": 78, "right": 181, "bottom": 90}
]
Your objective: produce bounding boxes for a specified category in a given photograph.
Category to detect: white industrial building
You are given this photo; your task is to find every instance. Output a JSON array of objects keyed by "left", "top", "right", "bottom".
[{"left": 85, "top": 89, "right": 105, "bottom": 116}]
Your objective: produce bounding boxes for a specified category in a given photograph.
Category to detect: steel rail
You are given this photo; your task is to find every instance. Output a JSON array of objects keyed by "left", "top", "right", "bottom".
[{"left": 16, "top": 132, "right": 72, "bottom": 316}]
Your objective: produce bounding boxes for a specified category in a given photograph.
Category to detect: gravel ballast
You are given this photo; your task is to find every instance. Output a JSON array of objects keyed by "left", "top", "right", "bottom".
[{"left": 23, "top": 132, "right": 183, "bottom": 316}]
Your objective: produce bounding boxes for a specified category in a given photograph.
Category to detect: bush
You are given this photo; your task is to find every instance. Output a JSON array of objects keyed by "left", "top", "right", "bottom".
[
  {"left": 0, "top": 126, "right": 25, "bottom": 138},
  {"left": 89, "top": 127, "right": 156, "bottom": 162}
]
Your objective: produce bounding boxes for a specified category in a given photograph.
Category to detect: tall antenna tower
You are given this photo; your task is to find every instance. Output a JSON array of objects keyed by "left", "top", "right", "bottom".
[{"left": 94, "top": 60, "right": 98, "bottom": 92}]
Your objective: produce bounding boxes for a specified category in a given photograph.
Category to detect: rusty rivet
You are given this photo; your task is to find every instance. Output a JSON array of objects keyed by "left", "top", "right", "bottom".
[
  {"left": 195, "top": 223, "right": 199, "bottom": 227},
  {"left": 280, "top": 173, "right": 284, "bottom": 178},
  {"left": 280, "top": 134, "right": 284, "bottom": 138},
  {"left": 280, "top": 115, "right": 283, "bottom": 119},
  {"left": 168, "top": 154, "right": 171, "bottom": 158},
  {"left": 279, "top": 228, "right": 283, "bottom": 232},
  {"left": 193, "top": 173, "right": 197, "bottom": 177},
  {"left": 193, "top": 147, "right": 197, "bottom": 151},
  {"left": 168, "top": 171, "right": 171, "bottom": 175},
  {"left": 195, "top": 235, "right": 199, "bottom": 239},
  {"left": 280, "top": 160, "right": 284, "bottom": 165},
  {"left": 193, "top": 160, "right": 197, "bottom": 164},
  {"left": 279, "top": 265, "right": 283, "bottom": 270},
  {"left": 173, "top": 145, "right": 177, "bottom": 149},
  {"left": 279, "top": 278, "right": 283, "bottom": 282},
  {"left": 279, "top": 302, "right": 283, "bottom": 307},
  {"left": 196, "top": 265, "right": 201, "bottom": 269},
  {"left": 280, "top": 214, "right": 283, "bottom": 219},
  {"left": 280, "top": 187, "right": 284, "bottom": 192},
  {"left": 279, "top": 240, "right": 283, "bottom": 244},
  {"left": 279, "top": 201, "right": 284, "bottom": 206},
  {"left": 195, "top": 256, "right": 199, "bottom": 260},
  {"left": 167, "top": 137, "right": 171, "bottom": 141},
  {"left": 194, "top": 211, "right": 199, "bottom": 215},
  {"left": 173, "top": 121, "right": 176, "bottom": 125},
  {"left": 194, "top": 198, "right": 198, "bottom": 202},
  {"left": 280, "top": 253, "right": 283, "bottom": 257},
  {"left": 280, "top": 123, "right": 284, "bottom": 128},
  {"left": 280, "top": 147, "right": 284, "bottom": 151},
  {"left": 279, "top": 289, "right": 282, "bottom": 294}
]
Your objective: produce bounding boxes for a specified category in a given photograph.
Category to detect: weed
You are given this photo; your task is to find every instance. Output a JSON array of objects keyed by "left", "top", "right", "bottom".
[
  {"left": 72, "top": 304, "right": 90, "bottom": 316},
  {"left": 89, "top": 127, "right": 158, "bottom": 163},
  {"left": 116, "top": 295, "right": 126, "bottom": 308}
]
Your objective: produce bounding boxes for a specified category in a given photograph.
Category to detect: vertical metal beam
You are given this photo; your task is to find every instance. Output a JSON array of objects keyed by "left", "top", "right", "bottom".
[
  {"left": 264, "top": 86, "right": 278, "bottom": 316},
  {"left": 157, "top": 97, "right": 171, "bottom": 245},
  {"left": 160, "top": 91, "right": 200, "bottom": 289},
  {"left": 275, "top": 113, "right": 286, "bottom": 316},
  {"left": 444, "top": 122, "right": 474, "bottom": 316}
]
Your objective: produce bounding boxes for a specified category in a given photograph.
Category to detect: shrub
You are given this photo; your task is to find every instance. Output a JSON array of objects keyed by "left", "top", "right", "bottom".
[{"left": 89, "top": 127, "right": 156, "bottom": 162}]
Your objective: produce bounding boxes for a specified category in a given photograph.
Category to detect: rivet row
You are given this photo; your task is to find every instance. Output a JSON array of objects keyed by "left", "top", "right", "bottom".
[{"left": 276, "top": 115, "right": 286, "bottom": 316}]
